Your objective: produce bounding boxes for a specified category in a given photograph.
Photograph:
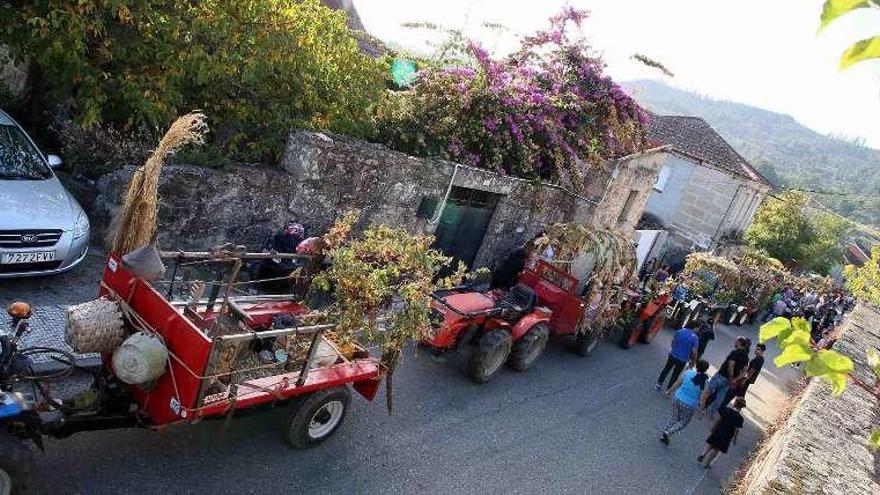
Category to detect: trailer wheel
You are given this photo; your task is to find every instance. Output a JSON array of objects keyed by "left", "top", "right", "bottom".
[
  {"left": 509, "top": 323, "right": 549, "bottom": 371},
  {"left": 574, "top": 331, "right": 599, "bottom": 357},
  {"left": 466, "top": 329, "right": 512, "bottom": 383},
  {"left": 675, "top": 308, "right": 692, "bottom": 329},
  {"left": 639, "top": 314, "right": 664, "bottom": 344},
  {"left": 618, "top": 324, "right": 635, "bottom": 349},
  {"left": 286, "top": 387, "right": 351, "bottom": 449},
  {"left": 0, "top": 433, "right": 34, "bottom": 495}
]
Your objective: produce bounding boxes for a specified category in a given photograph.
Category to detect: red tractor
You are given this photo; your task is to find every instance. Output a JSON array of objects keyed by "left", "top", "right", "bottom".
[
  {"left": 424, "top": 284, "right": 552, "bottom": 383},
  {"left": 618, "top": 290, "right": 672, "bottom": 349}
]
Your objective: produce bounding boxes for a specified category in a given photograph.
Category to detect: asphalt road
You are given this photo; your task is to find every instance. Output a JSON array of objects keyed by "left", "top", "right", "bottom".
[{"left": 0, "top": 257, "right": 801, "bottom": 495}]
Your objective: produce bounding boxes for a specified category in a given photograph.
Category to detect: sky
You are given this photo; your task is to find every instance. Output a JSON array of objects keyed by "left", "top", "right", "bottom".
[{"left": 354, "top": 0, "right": 880, "bottom": 149}]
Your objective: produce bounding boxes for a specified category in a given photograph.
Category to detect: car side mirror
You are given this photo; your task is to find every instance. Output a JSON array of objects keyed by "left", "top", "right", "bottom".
[{"left": 47, "top": 154, "right": 63, "bottom": 168}]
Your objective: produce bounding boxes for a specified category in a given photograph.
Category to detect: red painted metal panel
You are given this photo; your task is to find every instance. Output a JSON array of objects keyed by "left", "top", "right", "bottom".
[
  {"left": 519, "top": 260, "right": 584, "bottom": 337},
  {"left": 509, "top": 310, "right": 551, "bottom": 340},
  {"left": 100, "top": 253, "right": 213, "bottom": 425},
  {"left": 196, "top": 360, "right": 381, "bottom": 417}
]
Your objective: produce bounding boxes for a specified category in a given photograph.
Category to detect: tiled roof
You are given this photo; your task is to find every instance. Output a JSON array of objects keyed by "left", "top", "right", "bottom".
[{"left": 648, "top": 115, "right": 769, "bottom": 185}]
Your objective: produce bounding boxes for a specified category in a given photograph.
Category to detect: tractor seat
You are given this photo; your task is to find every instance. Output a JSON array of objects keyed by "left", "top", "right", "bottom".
[{"left": 495, "top": 284, "right": 537, "bottom": 321}]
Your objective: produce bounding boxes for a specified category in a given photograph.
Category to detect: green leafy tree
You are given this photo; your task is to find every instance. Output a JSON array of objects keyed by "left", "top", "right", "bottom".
[
  {"left": 1, "top": 0, "right": 384, "bottom": 164},
  {"left": 819, "top": 0, "right": 880, "bottom": 69},
  {"left": 845, "top": 246, "right": 880, "bottom": 304},
  {"left": 746, "top": 191, "right": 817, "bottom": 266},
  {"left": 802, "top": 213, "right": 853, "bottom": 274}
]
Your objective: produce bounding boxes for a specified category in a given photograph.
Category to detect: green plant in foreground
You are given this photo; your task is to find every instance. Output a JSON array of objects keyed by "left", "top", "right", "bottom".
[
  {"left": 760, "top": 317, "right": 880, "bottom": 449},
  {"left": 819, "top": 0, "right": 880, "bottom": 69}
]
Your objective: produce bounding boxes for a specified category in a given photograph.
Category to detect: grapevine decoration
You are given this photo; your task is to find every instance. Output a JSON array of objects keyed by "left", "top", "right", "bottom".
[
  {"left": 312, "top": 211, "right": 465, "bottom": 414},
  {"left": 540, "top": 223, "right": 638, "bottom": 337},
  {"left": 678, "top": 252, "right": 791, "bottom": 309}
]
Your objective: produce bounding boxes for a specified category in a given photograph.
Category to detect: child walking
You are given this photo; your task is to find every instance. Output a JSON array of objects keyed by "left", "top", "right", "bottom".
[
  {"left": 698, "top": 397, "right": 747, "bottom": 468},
  {"left": 660, "top": 359, "right": 710, "bottom": 444}
]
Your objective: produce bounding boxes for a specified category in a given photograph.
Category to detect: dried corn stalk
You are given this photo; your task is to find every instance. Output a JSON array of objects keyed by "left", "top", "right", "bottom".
[{"left": 109, "top": 112, "right": 207, "bottom": 254}]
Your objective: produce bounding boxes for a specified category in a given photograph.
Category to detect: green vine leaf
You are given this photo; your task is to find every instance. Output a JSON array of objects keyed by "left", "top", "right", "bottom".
[
  {"left": 760, "top": 317, "right": 791, "bottom": 343},
  {"left": 819, "top": 0, "right": 872, "bottom": 32},
  {"left": 823, "top": 372, "right": 849, "bottom": 396},
  {"left": 870, "top": 429, "right": 880, "bottom": 451},
  {"left": 840, "top": 36, "right": 880, "bottom": 70},
  {"left": 791, "top": 316, "right": 811, "bottom": 335},
  {"left": 774, "top": 343, "right": 814, "bottom": 367},
  {"left": 780, "top": 329, "right": 811, "bottom": 349},
  {"left": 816, "top": 349, "right": 855, "bottom": 374},
  {"left": 805, "top": 350, "right": 854, "bottom": 396},
  {"left": 867, "top": 348, "right": 880, "bottom": 378}
]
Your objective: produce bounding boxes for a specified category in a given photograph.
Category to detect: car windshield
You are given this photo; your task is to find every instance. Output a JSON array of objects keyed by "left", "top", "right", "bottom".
[{"left": 0, "top": 122, "right": 50, "bottom": 180}]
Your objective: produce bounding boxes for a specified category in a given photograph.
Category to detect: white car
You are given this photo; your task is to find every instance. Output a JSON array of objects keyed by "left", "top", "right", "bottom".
[{"left": 0, "top": 108, "right": 89, "bottom": 277}]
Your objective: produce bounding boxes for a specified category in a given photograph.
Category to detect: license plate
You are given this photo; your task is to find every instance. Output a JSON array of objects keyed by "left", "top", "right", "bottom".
[{"left": 1, "top": 251, "right": 56, "bottom": 264}]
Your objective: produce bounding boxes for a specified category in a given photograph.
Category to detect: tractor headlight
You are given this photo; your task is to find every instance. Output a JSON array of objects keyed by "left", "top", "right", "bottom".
[{"left": 73, "top": 211, "right": 90, "bottom": 240}]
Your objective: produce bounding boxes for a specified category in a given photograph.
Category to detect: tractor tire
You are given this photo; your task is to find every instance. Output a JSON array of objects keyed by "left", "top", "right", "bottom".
[
  {"left": 510, "top": 323, "right": 550, "bottom": 371},
  {"left": 285, "top": 387, "right": 351, "bottom": 449},
  {"left": 0, "top": 433, "right": 34, "bottom": 495},
  {"left": 726, "top": 309, "right": 738, "bottom": 326},
  {"left": 618, "top": 324, "right": 635, "bottom": 349},
  {"left": 575, "top": 331, "right": 600, "bottom": 357},
  {"left": 638, "top": 314, "right": 664, "bottom": 344},
  {"left": 676, "top": 308, "right": 692, "bottom": 329},
  {"left": 466, "top": 329, "right": 512, "bottom": 383}
]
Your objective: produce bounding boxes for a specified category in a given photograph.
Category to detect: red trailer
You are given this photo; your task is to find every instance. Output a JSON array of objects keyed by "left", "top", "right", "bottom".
[
  {"left": 98, "top": 252, "right": 383, "bottom": 430},
  {"left": 517, "top": 259, "right": 628, "bottom": 356},
  {"left": 0, "top": 250, "right": 385, "bottom": 492}
]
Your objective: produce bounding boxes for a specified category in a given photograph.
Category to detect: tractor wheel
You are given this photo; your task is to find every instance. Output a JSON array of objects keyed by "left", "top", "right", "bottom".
[
  {"left": 726, "top": 309, "right": 738, "bottom": 326},
  {"left": 639, "top": 314, "right": 664, "bottom": 344},
  {"left": 676, "top": 308, "right": 692, "bottom": 329},
  {"left": 466, "top": 329, "right": 512, "bottom": 383},
  {"left": 0, "top": 433, "right": 34, "bottom": 495},
  {"left": 737, "top": 310, "right": 750, "bottom": 326},
  {"left": 575, "top": 331, "right": 600, "bottom": 357},
  {"left": 618, "top": 323, "right": 635, "bottom": 349},
  {"left": 510, "top": 323, "right": 550, "bottom": 371},
  {"left": 286, "top": 387, "right": 350, "bottom": 449}
]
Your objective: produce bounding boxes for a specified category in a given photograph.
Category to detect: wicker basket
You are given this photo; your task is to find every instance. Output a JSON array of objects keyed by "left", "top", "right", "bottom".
[{"left": 66, "top": 298, "right": 127, "bottom": 354}]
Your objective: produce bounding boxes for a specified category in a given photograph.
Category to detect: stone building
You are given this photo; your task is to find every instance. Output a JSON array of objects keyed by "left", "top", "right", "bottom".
[
  {"left": 97, "top": 131, "right": 669, "bottom": 270},
  {"left": 640, "top": 115, "right": 771, "bottom": 267}
]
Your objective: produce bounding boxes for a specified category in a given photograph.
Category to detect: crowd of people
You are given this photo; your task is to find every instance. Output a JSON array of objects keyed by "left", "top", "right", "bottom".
[
  {"left": 759, "top": 284, "right": 854, "bottom": 348},
  {"left": 649, "top": 274, "right": 858, "bottom": 470},
  {"left": 654, "top": 320, "right": 766, "bottom": 468}
]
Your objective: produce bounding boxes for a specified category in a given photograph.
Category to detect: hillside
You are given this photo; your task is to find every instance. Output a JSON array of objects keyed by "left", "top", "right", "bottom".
[{"left": 623, "top": 79, "right": 880, "bottom": 227}]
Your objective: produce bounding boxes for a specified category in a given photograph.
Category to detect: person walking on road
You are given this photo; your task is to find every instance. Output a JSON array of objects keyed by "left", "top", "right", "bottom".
[
  {"left": 655, "top": 321, "right": 699, "bottom": 393},
  {"left": 722, "top": 343, "right": 766, "bottom": 406},
  {"left": 698, "top": 397, "right": 747, "bottom": 469},
  {"left": 660, "top": 359, "right": 710, "bottom": 444},
  {"left": 701, "top": 337, "right": 750, "bottom": 417},
  {"left": 696, "top": 317, "right": 716, "bottom": 359}
]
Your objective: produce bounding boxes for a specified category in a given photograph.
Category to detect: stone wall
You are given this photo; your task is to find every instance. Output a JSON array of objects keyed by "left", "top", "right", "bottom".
[
  {"left": 0, "top": 45, "right": 27, "bottom": 98},
  {"left": 737, "top": 303, "right": 880, "bottom": 495},
  {"left": 95, "top": 130, "right": 668, "bottom": 269}
]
